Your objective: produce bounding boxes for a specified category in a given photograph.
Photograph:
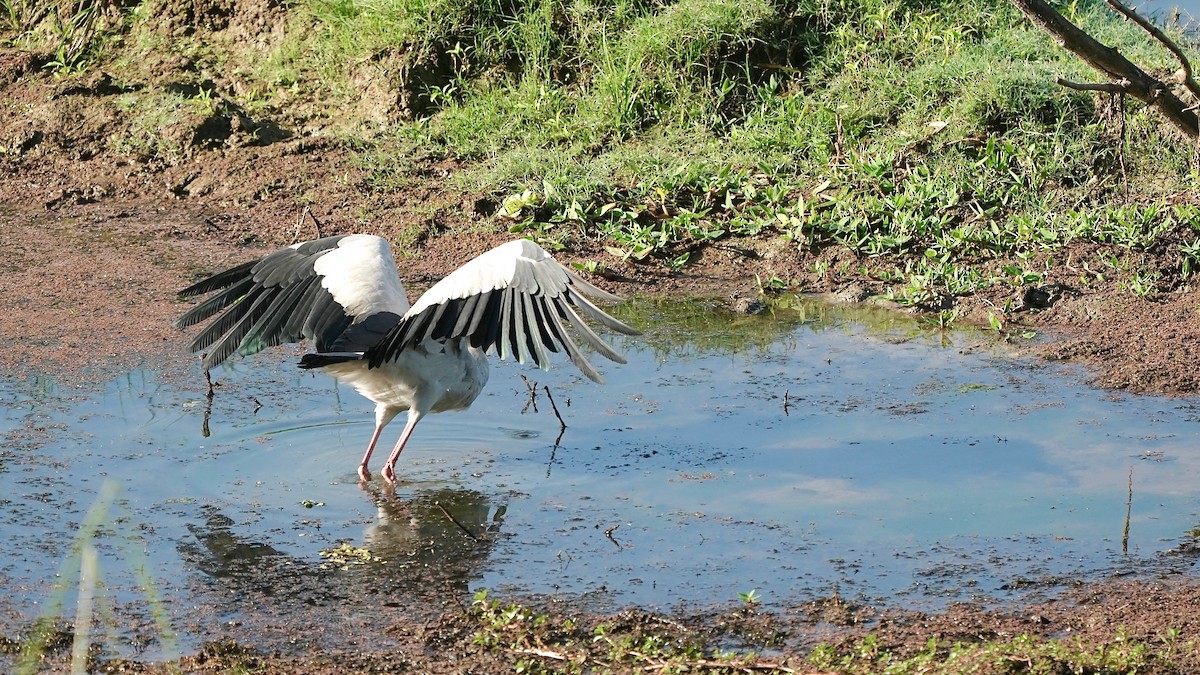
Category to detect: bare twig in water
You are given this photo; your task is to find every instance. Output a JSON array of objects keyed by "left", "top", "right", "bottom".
[
  {"left": 543, "top": 385, "right": 567, "bottom": 431},
  {"left": 436, "top": 501, "right": 480, "bottom": 542},
  {"left": 782, "top": 389, "right": 791, "bottom": 416},
  {"left": 250, "top": 396, "right": 263, "bottom": 414},
  {"left": 545, "top": 426, "right": 566, "bottom": 478},
  {"left": 520, "top": 374, "right": 538, "bottom": 414},
  {"left": 604, "top": 523, "right": 622, "bottom": 549},
  {"left": 488, "top": 503, "right": 507, "bottom": 533},
  {"left": 202, "top": 370, "right": 217, "bottom": 437},
  {"left": 1122, "top": 466, "right": 1133, "bottom": 554}
]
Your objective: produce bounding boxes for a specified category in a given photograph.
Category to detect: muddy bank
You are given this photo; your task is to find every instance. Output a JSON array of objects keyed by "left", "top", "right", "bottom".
[
  {"left": 2, "top": 45, "right": 1196, "bottom": 395},
  {"left": 4, "top": 198, "right": 1198, "bottom": 400},
  {"left": 4, "top": 201, "right": 1200, "bottom": 673},
  {"left": 4, "top": 39, "right": 1200, "bottom": 673}
]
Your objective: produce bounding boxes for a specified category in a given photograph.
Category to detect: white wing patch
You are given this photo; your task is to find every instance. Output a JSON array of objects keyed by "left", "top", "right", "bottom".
[
  {"left": 314, "top": 235, "right": 411, "bottom": 319},
  {"left": 406, "top": 240, "right": 559, "bottom": 317}
]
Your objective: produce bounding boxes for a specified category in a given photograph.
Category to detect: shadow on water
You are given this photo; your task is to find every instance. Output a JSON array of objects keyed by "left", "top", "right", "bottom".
[{"left": 3, "top": 296, "right": 1200, "bottom": 660}]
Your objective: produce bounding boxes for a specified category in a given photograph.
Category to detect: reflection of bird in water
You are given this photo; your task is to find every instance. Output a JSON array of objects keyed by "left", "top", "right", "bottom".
[
  {"left": 178, "top": 492, "right": 502, "bottom": 606},
  {"left": 360, "top": 483, "right": 505, "bottom": 582},
  {"left": 176, "top": 236, "right": 639, "bottom": 483}
]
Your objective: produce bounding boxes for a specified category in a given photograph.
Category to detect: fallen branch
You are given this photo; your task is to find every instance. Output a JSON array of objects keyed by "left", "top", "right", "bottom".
[
  {"left": 1055, "top": 77, "right": 1128, "bottom": 93},
  {"left": 1104, "top": 0, "right": 1200, "bottom": 103},
  {"left": 1009, "top": 0, "right": 1199, "bottom": 138}
]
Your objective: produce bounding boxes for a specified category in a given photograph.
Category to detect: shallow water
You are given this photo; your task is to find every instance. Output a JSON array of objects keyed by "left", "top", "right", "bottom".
[{"left": 3, "top": 297, "right": 1200, "bottom": 657}]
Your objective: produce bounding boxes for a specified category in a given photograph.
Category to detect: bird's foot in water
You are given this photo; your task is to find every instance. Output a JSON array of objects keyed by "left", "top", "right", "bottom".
[
  {"left": 357, "top": 464, "right": 372, "bottom": 482},
  {"left": 382, "top": 463, "right": 398, "bottom": 485}
]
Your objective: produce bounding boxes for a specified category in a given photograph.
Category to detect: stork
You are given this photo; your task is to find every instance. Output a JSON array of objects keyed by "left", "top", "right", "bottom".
[{"left": 175, "top": 235, "right": 639, "bottom": 484}]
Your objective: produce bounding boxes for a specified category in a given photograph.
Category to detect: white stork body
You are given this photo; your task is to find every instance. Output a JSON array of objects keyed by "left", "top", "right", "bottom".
[
  {"left": 322, "top": 342, "right": 488, "bottom": 482},
  {"left": 176, "top": 235, "right": 638, "bottom": 483}
]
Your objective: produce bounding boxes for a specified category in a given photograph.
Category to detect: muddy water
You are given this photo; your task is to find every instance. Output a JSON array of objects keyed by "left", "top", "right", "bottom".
[{"left": 3, "top": 297, "right": 1200, "bottom": 658}]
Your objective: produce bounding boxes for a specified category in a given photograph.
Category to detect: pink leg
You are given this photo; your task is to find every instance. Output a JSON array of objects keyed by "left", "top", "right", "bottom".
[
  {"left": 357, "top": 423, "right": 386, "bottom": 482},
  {"left": 381, "top": 413, "right": 422, "bottom": 485}
]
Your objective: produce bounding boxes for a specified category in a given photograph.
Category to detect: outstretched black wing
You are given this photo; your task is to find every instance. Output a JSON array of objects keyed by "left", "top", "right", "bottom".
[{"left": 176, "top": 235, "right": 409, "bottom": 370}]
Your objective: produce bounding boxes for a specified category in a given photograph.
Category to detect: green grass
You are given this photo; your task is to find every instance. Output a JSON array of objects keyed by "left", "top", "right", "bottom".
[
  {"left": 5, "top": 0, "right": 1200, "bottom": 304},
  {"left": 466, "top": 589, "right": 1193, "bottom": 674},
  {"left": 807, "top": 630, "right": 1165, "bottom": 674}
]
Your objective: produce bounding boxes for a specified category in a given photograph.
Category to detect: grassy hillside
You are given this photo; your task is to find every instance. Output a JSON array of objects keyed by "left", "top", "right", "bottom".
[{"left": 4, "top": 0, "right": 1200, "bottom": 316}]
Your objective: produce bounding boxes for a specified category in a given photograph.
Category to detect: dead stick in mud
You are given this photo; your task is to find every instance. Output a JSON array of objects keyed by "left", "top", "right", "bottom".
[
  {"left": 435, "top": 501, "right": 480, "bottom": 542},
  {"left": 683, "top": 660, "right": 796, "bottom": 673},
  {"left": 1122, "top": 466, "right": 1133, "bottom": 554},
  {"left": 543, "top": 385, "right": 567, "bottom": 431},
  {"left": 520, "top": 643, "right": 798, "bottom": 673},
  {"left": 619, "top": 651, "right": 797, "bottom": 673},
  {"left": 510, "top": 647, "right": 573, "bottom": 662}
]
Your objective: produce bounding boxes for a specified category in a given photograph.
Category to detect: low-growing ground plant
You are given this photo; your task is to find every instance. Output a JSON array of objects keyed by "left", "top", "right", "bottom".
[{"left": 23, "top": 0, "right": 1191, "bottom": 311}]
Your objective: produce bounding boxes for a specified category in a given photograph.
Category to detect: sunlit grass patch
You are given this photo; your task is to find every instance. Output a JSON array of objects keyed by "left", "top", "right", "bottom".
[{"left": 10, "top": 0, "right": 1200, "bottom": 304}]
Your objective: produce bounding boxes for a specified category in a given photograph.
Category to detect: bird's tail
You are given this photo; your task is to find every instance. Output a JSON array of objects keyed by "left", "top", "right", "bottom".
[{"left": 299, "top": 352, "right": 364, "bottom": 369}]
